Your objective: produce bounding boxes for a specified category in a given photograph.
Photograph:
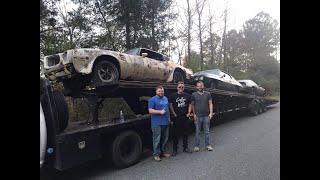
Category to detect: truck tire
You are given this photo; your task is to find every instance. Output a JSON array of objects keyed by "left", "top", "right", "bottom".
[
  {"left": 257, "top": 102, "right": 263, "bottom": 114},
  {"left": 262, "top": 102, "right": 267, "bottom": 112},
  {"left": 53, "top": 90, "right": 69, "bottom": 132},
  {"left": 111, "top": 131, "right": 142, "bottom": 168},
  {"left": 249, "top": 101, "right": 258, "bottom": 116}
]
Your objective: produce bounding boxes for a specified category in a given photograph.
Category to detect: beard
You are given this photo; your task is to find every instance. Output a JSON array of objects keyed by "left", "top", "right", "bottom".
[{"left": 198, "top": 88, "right": 204, "bottom": 92}]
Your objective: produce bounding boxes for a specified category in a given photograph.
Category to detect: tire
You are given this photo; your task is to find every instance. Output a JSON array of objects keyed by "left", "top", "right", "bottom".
[
  {"left": 262, "top": 102, "right": 267, "bottom": 112},
  {"left": 110, "top": 131, "right": 142, "bottom": 168},
  {"left": 52, "top": 90, "right": 69, "bottom": 132},
  {"left": 257, "top": 102, "right": 263, "bottom": 114},
  {"left": 173, "top": 71, "right": 185, "bottom": 83},
  {"left": 93, "top": 61, "right": 119, "bottom": 87},
  {"left": 210, "top": 81, "right": 216, "bottom": 89},
  {"left": 249, "top": 101, "right": 258, "bottom": 116}
]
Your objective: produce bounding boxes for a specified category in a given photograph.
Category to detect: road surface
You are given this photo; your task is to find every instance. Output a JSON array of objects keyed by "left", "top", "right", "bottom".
[{"left": 41, "top": 103, "right": 280, "bottom": 180}]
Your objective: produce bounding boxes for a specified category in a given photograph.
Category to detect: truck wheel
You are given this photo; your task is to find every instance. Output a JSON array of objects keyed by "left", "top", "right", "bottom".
[
  {"left": 262, "top": 103, "right": 267, "bottom": 112},
  {"left": 111, "top": 131, "right": 142, "bottom": 168},
  {"left": 53, "top": 90, "right": 69, "bottom": 132},
  {"left": 249, "top": 101, "right": 258, "bottom": 116},
  {"left": 93, "top": 61, "right": 119, "bottom": 87},
  {"left": 257, "top": 102, "right": 263, "bottom": 114}
]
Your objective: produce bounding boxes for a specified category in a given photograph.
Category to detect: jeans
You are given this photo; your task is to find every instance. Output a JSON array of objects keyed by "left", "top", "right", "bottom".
[
  {"left": 172, "top": 116, "right": 189, "bottom": 151},
  {"left": 194, "top": 116, "right": 210, "bottom": 147},
  {"left": 151, "top": 125, "right": 169, "bottom": 156}
]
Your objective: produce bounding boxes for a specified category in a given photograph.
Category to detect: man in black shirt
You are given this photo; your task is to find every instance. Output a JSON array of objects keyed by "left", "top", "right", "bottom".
[{"left": 169, "top": 81, "right": 193, "bottom": 156}]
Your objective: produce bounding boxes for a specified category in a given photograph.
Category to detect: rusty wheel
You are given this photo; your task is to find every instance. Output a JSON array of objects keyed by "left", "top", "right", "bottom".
[{"left": 93, "top": 61, "right": 119, "bottom": 86}]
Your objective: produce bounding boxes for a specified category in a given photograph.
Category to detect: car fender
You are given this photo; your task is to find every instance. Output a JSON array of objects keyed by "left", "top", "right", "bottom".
[
  {"left": 166, "top": 67, "right": 193, "bottom": 82},
  {"left": 71, "top": 49, "right": 123, "bottom": 75}
]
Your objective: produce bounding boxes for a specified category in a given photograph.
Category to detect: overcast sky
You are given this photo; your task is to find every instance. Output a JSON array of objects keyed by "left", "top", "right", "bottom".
[{"left": 227, "top": 0, "right": 279, "bottom": 29}]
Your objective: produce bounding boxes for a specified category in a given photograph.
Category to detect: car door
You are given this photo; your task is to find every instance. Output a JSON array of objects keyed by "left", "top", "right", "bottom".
[{"left": 139, "top": 49, "right": 169, "bottom": 81}]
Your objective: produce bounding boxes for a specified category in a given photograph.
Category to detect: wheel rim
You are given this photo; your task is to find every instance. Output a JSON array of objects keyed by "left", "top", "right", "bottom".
[
  {"left": 174, "top": 72, "right": 184, "bottom": 83},
  {"left": 98, "top": 63, "right": 117, "bottom": 83}
]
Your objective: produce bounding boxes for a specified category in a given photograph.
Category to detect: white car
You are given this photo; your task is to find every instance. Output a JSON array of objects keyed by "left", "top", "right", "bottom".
[{"left": 43, "top": 48, "right": 193, "bottom": 94}]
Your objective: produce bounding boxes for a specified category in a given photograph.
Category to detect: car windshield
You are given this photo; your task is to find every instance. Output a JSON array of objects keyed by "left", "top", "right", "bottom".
[
  {"left": 124, "top": 48, "right": 140, "bottom": 55},
  {"left": 206, "top": 69, "right": 221, "bottom": 75}
]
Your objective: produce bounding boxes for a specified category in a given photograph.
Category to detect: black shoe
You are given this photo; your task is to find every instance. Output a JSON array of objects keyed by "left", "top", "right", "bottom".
[
  {"left": 183, "top": 148, "right": 192, "bottom": 153},
  {"left": 172, "top": 151, "right": 177, "bottom": 156}
]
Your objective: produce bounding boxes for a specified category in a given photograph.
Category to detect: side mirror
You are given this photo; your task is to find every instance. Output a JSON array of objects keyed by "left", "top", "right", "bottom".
[
  {"left": 220, "top": 74, "right": 225, "bottom": 78},
  {"left": 141, "top": 53, "right": 148, "bottom": 57}
]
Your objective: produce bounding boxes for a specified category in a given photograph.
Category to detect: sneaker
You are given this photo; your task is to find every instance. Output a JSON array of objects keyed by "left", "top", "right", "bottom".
[
  {"left": 172, "top": 151, "right": 177, "bottom": 156},
  {"left": 154, "top": 156, "right": 161, "bottom": 161},
  {"left": 194, "top": 147, "right": 200, "bottom": 152},
  {"left": 206, "top": 145, "right": 213, "bottom": 151},
  {"left": 162, "top": 153, "right": 171, "bottom": 158},
  {"left": 183, "top": 148, "right": 193, "bottom": 153}
]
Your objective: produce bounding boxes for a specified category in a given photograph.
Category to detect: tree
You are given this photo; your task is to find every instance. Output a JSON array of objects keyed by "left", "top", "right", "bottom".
[
  {"left": 195, "top": 0, "right": 207, "bottom": 70},
  {"left": 203, "top": 32, "right": 221, "bottom": 69},
  {"left": 184, "top": 50, "right": 202, "bottom": 72},
  {"left": 242, "top": 12, "right": 280, "bottom": 69},
  {"left": 242, "top": 12, "right": 280, "bottom": 94}
]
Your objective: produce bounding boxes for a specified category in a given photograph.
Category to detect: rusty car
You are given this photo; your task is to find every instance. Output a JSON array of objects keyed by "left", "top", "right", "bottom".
[
  {"left": 191, "top": 69, "right": 243, "bottom": 93},
  {"left": 238, "top": 80, "right": 266, "bottom": 96},
  {"left": 43, "top": 48, "right": 193, "bottom": 94}
]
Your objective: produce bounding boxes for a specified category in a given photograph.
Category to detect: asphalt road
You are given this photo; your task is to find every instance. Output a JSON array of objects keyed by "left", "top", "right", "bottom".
[{"left": 42, "top": 102, "right": 280, "bottom": 180}]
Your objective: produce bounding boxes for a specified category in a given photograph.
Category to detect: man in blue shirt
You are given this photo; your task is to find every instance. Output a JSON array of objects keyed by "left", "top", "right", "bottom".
[{"left": 148, "top": 86, "right": 171, "bottom": 161}]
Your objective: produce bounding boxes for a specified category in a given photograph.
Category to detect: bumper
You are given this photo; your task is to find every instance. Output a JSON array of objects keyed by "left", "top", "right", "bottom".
[{"left": 45, "top": 64, "right": 75, "bottom": 80}]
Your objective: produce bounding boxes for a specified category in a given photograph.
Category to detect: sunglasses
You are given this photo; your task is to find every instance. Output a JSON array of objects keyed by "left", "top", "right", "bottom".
[{"left": 178, "top": 86, "right": 184, "bottom": 89}]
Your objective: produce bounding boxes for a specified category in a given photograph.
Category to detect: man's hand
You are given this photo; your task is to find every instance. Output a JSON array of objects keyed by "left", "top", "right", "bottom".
[
  {"left": 160, "top": 109, "right": 166, "bottom": 115},
  {"left": 208, "top": 113, "right": 213, "bottom": 120},
  {"left": 186, "top": 113, "right": 190, "bottom": 117}
]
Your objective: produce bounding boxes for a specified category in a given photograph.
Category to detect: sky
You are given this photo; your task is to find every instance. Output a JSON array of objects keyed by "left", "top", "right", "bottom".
[{"left": 227, "top": 0, "right": 280, "bottom": 30}]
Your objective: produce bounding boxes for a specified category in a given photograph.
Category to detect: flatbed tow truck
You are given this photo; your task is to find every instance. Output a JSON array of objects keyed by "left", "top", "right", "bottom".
[{"left": 40, "top": 78, "right": 278, "bottom": 171}]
